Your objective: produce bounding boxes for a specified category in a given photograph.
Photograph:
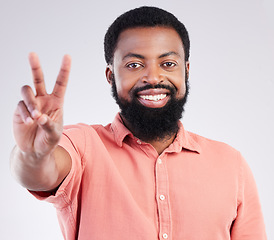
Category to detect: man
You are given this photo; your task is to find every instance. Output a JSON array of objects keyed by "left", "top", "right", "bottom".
[{"left": 10, "top": 6, "right": 266, "bottom": 240}]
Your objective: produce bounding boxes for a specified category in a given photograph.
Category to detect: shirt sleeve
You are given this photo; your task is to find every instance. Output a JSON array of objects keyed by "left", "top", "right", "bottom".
[
  {"left": 230, "top": 153, "right": 267, "bottom": 239},
  {"left": 29, "top": 124, "right": 87, "bottom": 209}
]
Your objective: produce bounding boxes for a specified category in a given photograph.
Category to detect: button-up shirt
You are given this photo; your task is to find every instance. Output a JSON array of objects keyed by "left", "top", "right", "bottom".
[{"left": 32, "top": 114, "right": 266, "bottom": 239}]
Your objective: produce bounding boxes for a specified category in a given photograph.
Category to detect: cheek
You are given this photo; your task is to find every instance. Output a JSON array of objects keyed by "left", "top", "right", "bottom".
[
  {"left": 114, "top": 74, "right": 135, "bottom": 99},
  {"left": 176, "top": 83, "right": 186, "bottom": 98},
  {"left": 174, "top": 72, "right": 187, "bottom": 98},
  {"left": 114, "top": 66, "right": 140, "bottom": 96}
]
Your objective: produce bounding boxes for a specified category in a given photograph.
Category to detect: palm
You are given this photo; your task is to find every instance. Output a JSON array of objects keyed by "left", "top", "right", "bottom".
[{"left": 13, "top": 53, "right": 71, "bottom": 157}]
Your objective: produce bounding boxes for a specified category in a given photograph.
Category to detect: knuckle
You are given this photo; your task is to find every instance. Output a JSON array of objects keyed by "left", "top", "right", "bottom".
[
  {"left": 21, "top": 85, "right": 34, "bottom": 99},
  {"left": 17, "top": 101, "right": 29, "bottom": 118},
  {"left": 21, "top": 85, "right": 31, "bottom": 94},
  {"left": 20, "top": 85, "right": 37, "bottom": 109},
  {"left": 56, "top": 79, "right": 66, "bottom": 87},
  {"left": 17, "top": 100, "right": 24, "bottom": 107},
  {"left": 33, "top": 77, "right": 43, "bottom": 84},
  {"left": 17, "top": 100, "right": 28, "bottom": 112}
]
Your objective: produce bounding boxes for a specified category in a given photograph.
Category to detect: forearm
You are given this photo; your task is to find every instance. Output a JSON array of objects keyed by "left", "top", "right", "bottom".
[{"left": 10, "top": 145, "right": 60, "bottom": 191}]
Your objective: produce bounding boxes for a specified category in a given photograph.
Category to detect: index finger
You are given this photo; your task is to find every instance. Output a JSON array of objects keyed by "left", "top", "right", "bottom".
[
  {"left": 52, "top": 54, "right": 71, "bottom": 99},
  {"left": 28, "top": 52, "right": 47, "bottom": 96}
]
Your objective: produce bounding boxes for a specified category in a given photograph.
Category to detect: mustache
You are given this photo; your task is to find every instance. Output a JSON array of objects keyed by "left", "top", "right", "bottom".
[{"left": 133, "top": 84, "right": 176, "bottom": 95}]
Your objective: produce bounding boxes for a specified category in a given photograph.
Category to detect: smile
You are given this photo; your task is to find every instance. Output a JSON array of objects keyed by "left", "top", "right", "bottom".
[
  {"left": 137, "top": 89, "right": 170, "bottom": 108},
  {"left": 139, "top": 94, "right": 167, "bottom": 101}
]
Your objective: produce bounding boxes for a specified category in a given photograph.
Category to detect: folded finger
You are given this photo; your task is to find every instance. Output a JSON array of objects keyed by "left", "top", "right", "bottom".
[
  {"left": 52, "top": 54, "right": 71, "bottom": 99},
  {"left": 29, "top": 52, "right": 47, "bottom": 96},
  {"left": 37, "top": 114, "right": 62, "bottom": 145},
  {"left": 16, "top": 100, "right": 33, "bottom": 125},
  {"left": 21, "top": 85, "right": 41, "bottom": 119}
]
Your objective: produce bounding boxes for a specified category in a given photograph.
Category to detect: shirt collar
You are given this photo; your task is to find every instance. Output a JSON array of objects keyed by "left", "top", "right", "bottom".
[
  {"left": 111, "top": 113, "right": 201, "bottom": 154},
  {"left": 111, "top": 113, "right": 133, "bottom": 147},
  {"left": 170, "top": 121, "right": 201, "bottom": 154}
]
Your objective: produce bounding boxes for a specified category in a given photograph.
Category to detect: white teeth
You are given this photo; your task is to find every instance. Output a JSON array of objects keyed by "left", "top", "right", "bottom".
[{"left": 140, "top": 94, "right": 167, "bottom": 101}]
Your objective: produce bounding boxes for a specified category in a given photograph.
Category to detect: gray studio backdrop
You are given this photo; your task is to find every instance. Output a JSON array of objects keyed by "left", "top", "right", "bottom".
[{"left": 1, "top": 0, "right": 273, "bottom": 239}]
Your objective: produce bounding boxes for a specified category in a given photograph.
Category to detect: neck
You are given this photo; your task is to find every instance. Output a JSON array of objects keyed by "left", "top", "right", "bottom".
[{"left": 146, "top": 134, "right": 177, "bottom": 155}]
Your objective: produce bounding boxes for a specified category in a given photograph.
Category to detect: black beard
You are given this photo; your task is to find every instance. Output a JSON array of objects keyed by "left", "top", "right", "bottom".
[{"left": 111, "top": 76, "right": 189, "bottom": 142}]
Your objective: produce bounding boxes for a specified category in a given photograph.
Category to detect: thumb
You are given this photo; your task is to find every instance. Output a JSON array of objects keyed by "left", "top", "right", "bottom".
[{"left": 37, "top": 114, "right": 63, "bottom": 143}]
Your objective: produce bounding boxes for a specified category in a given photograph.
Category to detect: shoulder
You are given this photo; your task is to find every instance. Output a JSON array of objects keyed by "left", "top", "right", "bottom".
[
  {"left": 61, "top": 123, "right": 115, "bottom": 149},
  {"left": 63, "top": 123, "right": 112, "bottom": 137},
  {"left": 188, "top": 131, "right": 239, "bottom": 154},
  {"left": 186, "top": 130, "right": 245, "bottom": 168}
]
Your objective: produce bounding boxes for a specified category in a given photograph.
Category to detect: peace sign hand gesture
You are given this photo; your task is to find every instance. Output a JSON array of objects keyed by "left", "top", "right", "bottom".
[{"left": 13, "top": 52, "right": 71, "bottom": 158}]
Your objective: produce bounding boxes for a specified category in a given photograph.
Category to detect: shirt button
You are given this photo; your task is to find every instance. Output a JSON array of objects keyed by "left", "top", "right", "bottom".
[
  {"left": 163, "top": 233, "right": 168, "bottom": 239},
  {"left": 159, "top": 195, "right": 166, "bottom": 201},
  {"left": 158, "top": 158, "right": 162, "bottom": 164},
  {"left": 136, "top": 139, "right": 142, "bottom": 144}
]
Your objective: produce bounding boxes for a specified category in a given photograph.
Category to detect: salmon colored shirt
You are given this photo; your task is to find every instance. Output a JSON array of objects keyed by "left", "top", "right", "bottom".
[{"left": 32, "top": 114, "right": 266, "bottom": 240}]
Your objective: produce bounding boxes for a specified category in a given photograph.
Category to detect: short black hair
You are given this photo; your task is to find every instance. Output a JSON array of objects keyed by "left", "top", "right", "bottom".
[{"left": 104, "top": 6, "right": 190, "bottom": 65}]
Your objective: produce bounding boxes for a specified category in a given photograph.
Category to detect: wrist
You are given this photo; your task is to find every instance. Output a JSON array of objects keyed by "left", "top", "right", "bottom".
[{"left": 15, "top": 145, "right": 54, "bottom": 168}]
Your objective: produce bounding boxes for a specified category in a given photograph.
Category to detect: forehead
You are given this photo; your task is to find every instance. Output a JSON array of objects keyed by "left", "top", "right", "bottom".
[{"left": 114, "top": 26, "right": 185, "bottom": 59}]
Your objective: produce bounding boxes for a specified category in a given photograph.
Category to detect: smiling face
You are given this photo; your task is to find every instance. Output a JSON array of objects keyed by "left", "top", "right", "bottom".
[
  {"left": 106, "top": 26, "right": 190, "bottom": 141},
  {"left": 106, "top": 26, "right": 189, "bottom": 108}
]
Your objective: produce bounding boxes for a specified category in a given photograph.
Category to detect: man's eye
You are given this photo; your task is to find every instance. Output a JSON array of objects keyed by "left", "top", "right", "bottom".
[
  {"left": 162, "top": 62, "right": 177, "bottom": 68},
  {"left": 126, "top": 63, "right": 142, "bottom": 69}
]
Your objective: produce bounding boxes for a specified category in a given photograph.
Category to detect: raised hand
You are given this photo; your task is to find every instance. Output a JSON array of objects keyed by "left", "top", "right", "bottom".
[{"left": 13, "top": 52, "right": 71, "bottom": 158}]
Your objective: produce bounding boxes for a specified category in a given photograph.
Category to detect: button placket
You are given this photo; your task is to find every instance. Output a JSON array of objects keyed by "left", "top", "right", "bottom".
[{"left": 155, "top": 156, "right": 171, "bottom": 240}]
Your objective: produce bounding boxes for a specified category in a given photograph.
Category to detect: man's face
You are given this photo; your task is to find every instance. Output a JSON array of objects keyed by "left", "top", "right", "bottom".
[
  {"left": 106, "top": 27, "right": 190, "bottom": 141},
  {"left": 107, "top": 26, "right": 189, "bottom": 106}
]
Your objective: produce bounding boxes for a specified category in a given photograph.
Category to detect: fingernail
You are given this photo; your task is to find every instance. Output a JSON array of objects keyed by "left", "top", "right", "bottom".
[
  {"left": 25, "top": 117, "right": 33, "bottom": 125},
  {"left": 31, "top": 109, "right": 41, "bottom": 118},
  {"left": 39, "top": 115, "right": 47, "bottom": 125}
]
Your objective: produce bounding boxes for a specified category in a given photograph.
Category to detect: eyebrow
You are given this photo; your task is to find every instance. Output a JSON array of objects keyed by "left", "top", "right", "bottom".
[
  {"left": 159, "top": 51, "right": 180, "bottom": 58},
  {"left": 122, "top": 53, "right": 145, "bottom": 60},
  {"left": 122, "top": 51, "right": 181, "bottom": 61}
]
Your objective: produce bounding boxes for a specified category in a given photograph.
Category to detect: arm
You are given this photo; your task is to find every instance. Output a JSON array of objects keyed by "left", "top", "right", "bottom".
[
  {"left": 230, "top": 155, "right": 267, "bottom": 239},
  {"left": 10, "top": 52, "right": 72, "bottom": 192}
]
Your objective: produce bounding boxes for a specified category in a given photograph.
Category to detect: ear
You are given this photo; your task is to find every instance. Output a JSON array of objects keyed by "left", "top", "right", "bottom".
[
  {"left": 185, "top": 61, "right": 190, "bottom": 79},
  {"left": 105, "top": 65, "right": 113, "bottom": 85}
]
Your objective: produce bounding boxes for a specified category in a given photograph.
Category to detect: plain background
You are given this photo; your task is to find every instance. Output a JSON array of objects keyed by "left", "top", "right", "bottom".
[{"left": 1, "top": 0, "right": 273, "bottom": 239}]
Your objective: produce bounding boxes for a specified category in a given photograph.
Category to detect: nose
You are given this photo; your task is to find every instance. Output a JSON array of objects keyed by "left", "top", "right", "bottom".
[{"left": 141, "top": 64, "right": 163, "bottom": 85}]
